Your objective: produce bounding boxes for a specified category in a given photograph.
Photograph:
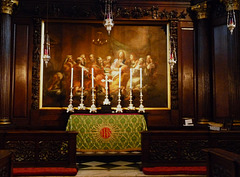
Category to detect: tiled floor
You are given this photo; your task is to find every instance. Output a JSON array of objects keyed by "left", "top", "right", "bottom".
[
  {"left": 75, "top": 153, "right": 206, "bottom": 177},
  {"left": 15, "top": 152, "right": 206, "bottom": 177}
]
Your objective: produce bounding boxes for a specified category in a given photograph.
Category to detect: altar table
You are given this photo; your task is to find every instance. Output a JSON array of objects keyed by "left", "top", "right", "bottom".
[{"left": 66, "top": 114, "right": 147, "bottom": 152}]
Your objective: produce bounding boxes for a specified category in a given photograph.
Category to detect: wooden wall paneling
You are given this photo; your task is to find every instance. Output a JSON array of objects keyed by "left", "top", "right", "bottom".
[
  {"left": 0, "top": 14, "right": 12, "bottom": 124},
  {"left": 31, "top": 109, "right": 70, "bottom": 130},
  {"left": 228, "top": 12, "right": 240, "bottom": 125},
  {"left": 178, "top": 21, "right": 195, "bottom": 125},
  {"left": 11, "top": 0, "right": 192, "bottom": 129},
  {"left": 213, "top": 25, "right": 229, "bottom": 123},
  {"left": 11, "top": 19, "right": 33, "bottom": 127},
  {"left": 196, "top": 18, "right": 213, "bottom": 124}
]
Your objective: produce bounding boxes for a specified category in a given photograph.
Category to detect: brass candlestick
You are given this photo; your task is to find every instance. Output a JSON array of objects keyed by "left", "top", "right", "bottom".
[
  {"left": 128, "top": 88, "right": 135, "bottom": 110},
  {"left": 138, "top": 88, "right": 145, "bottom": 113},
  {"left": 67, "top": 86, "right": 74, "bottom": 113},
  {"left": 90, "top": 87, "right": 97, "bottom": 113},
  {"left": 116, "top": 88, "right": 123, "bottom": 113},
  {"left": 78, "top": 87, "right": 85, "bottom": 110}
]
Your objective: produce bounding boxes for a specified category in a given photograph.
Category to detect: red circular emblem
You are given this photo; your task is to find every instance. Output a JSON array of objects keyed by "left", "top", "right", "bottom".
[{"left": 100, "top": 127, "right": 112, "bottom": 139}]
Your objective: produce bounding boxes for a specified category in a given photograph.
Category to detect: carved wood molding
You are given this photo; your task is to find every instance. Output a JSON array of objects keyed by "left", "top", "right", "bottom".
[
  {"left": 116, "top": 6, "right": 187, "bottom": 20},
  {"left": 170, "top": 20, "right": 179, "bottom": 110},
  {"left": 32, "top": 18, "right": 41, "bottom": 110}
]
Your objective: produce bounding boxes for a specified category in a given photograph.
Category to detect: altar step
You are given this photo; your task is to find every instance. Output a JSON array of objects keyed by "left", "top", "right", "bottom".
[{"left": 76, "top": 151, "right": 142, "bottom": 156}]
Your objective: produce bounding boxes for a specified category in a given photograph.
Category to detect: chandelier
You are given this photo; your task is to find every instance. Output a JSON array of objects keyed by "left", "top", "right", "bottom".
[
  {"left": 169, "top": 36, "right": 177, "bottom": 72},
  {"left": 226, "top": 0, "right": 236, "bottom": 35},
  {"left": 103, "top": 0, "right": 114, "bottom": 35}
]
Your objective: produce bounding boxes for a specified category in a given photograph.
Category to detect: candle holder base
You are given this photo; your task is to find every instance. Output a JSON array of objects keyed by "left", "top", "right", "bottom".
[
  {"left": 128, "top": 104, "right": 135, "bottom": 111},
  {"left": 67, "top": 104, "right": 74, "bottom": 113},
  {"left": 90, "top": 104, "right": 97, "bottom": 113},
  {"left": 116, "top": 104, "right": 123, "bottom": 113},
  {"left": 78, "top": 104, "right": 86, "bottom": 110},
  {"left": 138, "top": 104, "right": 145, "bottom": 113},
  {"left": 103, "top": 98, "right": 111, "bottom": 105}
]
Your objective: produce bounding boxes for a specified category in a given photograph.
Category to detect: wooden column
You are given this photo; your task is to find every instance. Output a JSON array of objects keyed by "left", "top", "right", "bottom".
[
  {"left": 192, "top": 1, "right": 213, "bottom": 124},
  {"left": 225, "top": 0, "right": 240, "bottom": 125},
  {"left": 0, "top": 0, "right": 18, "bottom": 125}
]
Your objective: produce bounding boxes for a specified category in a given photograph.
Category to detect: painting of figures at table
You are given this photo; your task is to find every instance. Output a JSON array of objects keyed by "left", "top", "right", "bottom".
[{"left": 41, "top": 22, "right": 169, "bottom": 109}]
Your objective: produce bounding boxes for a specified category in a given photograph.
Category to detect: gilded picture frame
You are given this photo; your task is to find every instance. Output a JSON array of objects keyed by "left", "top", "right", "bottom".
[{"left": 39, "top": 20, "right": 171, "bottom": 110}]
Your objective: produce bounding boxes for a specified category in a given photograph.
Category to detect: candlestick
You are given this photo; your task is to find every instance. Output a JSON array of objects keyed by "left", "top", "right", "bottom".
[
  {"left": 81, "top": 68, "right": 84, "bottom": 88},
  {"left": 128, "top": 87, "right": 135, "bottom": 111},
  {"left": 119, "top": 68, "right": 121, "bottom": 88},
  {"left": 138, "top": 88, "right": 145, "bottom": 113},
  {"left": 140, "top": 68, "right": 142, "bottom": 88},
  {"left": 91, "top": 68, "right": 94, "bottom": 88},
  {"left": 101, "top": 75, "right": 112, "bottom": 105},
  {"left": 90, "top": 87, "right": 97, "bottom": 113},
  {"left": 78, "top": 68, "right": 85, "bottom": 110},
  {"left": 71, "top": 67, "right": 73, "bottom": 88},
  {"left": 67, "top": 85, "right": 74, "bottom": 113},
  {"left": 130, "top": 68, "right": 132, "bottom": 89},
  {"left": 116, "top": 88, "right": 123, "bottom": 113}
]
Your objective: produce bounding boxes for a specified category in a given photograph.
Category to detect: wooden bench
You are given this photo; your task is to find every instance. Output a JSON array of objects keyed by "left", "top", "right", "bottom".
[
  {"left": 0, "top": 150, "right": 13, "bottom": 177},
  {"left": 203, "top": 148, "right": 240, "bottom": 177},
  {"left": 0, "top": 130, "right": 77, "bottom": 168},
  {"left": 141, "top": 130, "right": 240, "bottom": 167}
]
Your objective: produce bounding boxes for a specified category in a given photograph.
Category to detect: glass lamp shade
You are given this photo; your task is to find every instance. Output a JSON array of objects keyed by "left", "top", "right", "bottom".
[
  {"left": 227, "top": 9, "right": 236, "bottom": 35},
  {"left": 43, "top": 33, "right": 51, "bottom": 66},
  {"left": 104, "top": 14, "right": 114, "bottom": 35},
  {"left": 169, "top": 52, "right": 177, "bottom": 72}
]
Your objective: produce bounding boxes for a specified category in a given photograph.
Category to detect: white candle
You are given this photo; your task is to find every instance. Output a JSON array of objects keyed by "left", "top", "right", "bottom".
[
  {"left": 140, "top": 68, "right": 142, "bottom": 88},
  {"left": 119, "top": 68, "right": 121, "bottom": 88},
  {"left": 92, "top": 68, "right": 94, "bottom": 88},
  {"left": 130, "top": 68, "right": 132, "bottom": 89},
  {"left": 71, "top": 67, "right": 73, "bottom": 88},
  {"left": 81, "top": 68, "right": 84, "bottom": 88}
]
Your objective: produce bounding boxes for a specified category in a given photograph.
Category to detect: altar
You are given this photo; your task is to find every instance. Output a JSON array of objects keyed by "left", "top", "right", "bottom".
[{"left": 66, "top": 114, "right": 147, "bottom": 152}]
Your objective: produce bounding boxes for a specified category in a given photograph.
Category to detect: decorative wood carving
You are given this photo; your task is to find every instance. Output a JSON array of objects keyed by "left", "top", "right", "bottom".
[
  {"left": 149, "top": 140, "right": 178, "bottom": 161},
  {"left": 170, "top": 20, "right": 179, "bottom": 110},
  {"left": 0, "top": 131, "right": 77, "bottom": 168},
  {"left": 5, "top": 141, "right": 35, "bottom": 162},
  {"left": 38, "top": 141, "right": 69, "bottom": 161},
  {"left": 181, "top": 140, "right": 208, "bottom": 161},
  {"left": 32, "top": 18, "right": 41, "bottom": 110}
]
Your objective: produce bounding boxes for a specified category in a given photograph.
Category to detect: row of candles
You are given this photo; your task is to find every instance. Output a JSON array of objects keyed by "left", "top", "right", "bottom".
[
  {"left": 70, "top": 67, "right": 143, "bottom": 89},
  {"left": 67, "top": 67, "right": 145, "bottom": 113}
]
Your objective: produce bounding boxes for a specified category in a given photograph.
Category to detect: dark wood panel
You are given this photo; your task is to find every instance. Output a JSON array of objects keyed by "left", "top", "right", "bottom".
[
  {"left": 0, "top": 130, "right": 77, "bottom": 168},
  {"left": 13, "top": 24, "right": 29, "bottom": 118},
  {"left": 204, "top": 148, "right": 240, "bottom": 177},
  {"left": 0, "top": 14, "right": 12, "bottom": 121},
  {"left": 180, "top": 25, "right": 194, "bottom": 119},
  {"left": 213, "top": 25, "right": 228, "bottom": 121},
  {"left": 141, "top": 130, "right": 240, "bottom": 167},
  {"left": 0, "top": 150, "right": 12, "bottom": 177}
]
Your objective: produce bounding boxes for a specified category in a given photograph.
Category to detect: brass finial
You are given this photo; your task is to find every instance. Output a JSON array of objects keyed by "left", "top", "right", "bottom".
[
  {"left": 1, "top": 0, "right": 18, "bottom": 15},
  {"left": 191, "top": 1, "right": 208, "bottom": 19},
  {"left": 221, "top": 0, "right": 239, "bottom": 11}
]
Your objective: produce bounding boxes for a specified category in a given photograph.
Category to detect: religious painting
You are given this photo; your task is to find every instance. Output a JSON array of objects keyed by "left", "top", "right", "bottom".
[{"left": 40, "top": 21, "right": 170, "bottom": 110}]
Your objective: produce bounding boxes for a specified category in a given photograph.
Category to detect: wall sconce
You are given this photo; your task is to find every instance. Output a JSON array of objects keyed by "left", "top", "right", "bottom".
[
  {"left": 227, "top": 1, "right": 236, "bottom": 34},
  {"left": 169, "top": 36, "right": 177, "bottom": 72},
  {"left": 103, "top": 0, "right": 114, "bottom": 35}
]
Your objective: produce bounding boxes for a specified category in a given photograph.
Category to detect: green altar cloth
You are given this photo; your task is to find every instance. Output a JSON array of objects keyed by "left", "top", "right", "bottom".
[{"left": 66, "top": 114, "right": 147, "bottom": 152}]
